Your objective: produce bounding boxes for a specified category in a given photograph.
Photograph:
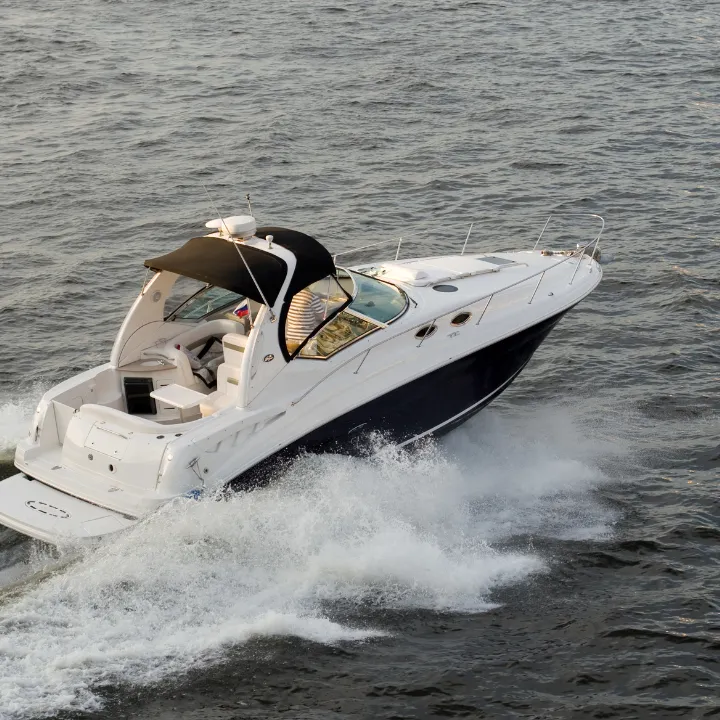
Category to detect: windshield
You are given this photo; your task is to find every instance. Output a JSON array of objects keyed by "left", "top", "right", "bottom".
[
  {"left": 299, "top": 311, "right": 378, "bottom": 358},
  {"left": 346, "top": 270, "right": 408, "bottom": 323},
  {"left": 285, "top": 275, "right": 350, "bottom": 354},
  {"left": 294, "top": 271, "right": 407, "bottom": 360},
  {"left": 166, "top": 284, "right": 245, "bottom": 321}
]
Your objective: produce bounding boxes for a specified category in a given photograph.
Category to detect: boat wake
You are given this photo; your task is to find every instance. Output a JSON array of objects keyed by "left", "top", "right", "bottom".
[
  {"left": 0, "top": 397, "right": 618, "bottom": 720},
  {"left": 0, "top": 392, "right": 39, "bottom": 464}
]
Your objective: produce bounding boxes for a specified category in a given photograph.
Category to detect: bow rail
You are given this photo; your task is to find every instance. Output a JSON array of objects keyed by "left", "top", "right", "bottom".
[{"left": 291, "top": 214, "right": 604, "bottom": 406}]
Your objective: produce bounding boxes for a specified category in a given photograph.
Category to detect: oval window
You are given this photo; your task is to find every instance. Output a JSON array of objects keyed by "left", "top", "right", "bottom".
[
  {"left": 433, "top": 284, "right": 458, "bottom": 292},
  {"left": 451, "top": 312, "right": 471, "bottom": 326},
  {"left": 415, "top": 325, "right": 437, "bottom": 339}
]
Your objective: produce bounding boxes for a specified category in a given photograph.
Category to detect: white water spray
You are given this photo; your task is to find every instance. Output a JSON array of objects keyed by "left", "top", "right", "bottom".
[
  {"left": 0, "top": 401, "right": 618, "bottom": 719},
  {"left": 0, "top": 393, "right": 39, "bottom": 462}
]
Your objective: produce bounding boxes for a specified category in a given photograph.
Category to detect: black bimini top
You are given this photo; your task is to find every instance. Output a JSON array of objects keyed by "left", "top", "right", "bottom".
[{"left": 144, "top": 226, "right": 336, "bottom": 306}]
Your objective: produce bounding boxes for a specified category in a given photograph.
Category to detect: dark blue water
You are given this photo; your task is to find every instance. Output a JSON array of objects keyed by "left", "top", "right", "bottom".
[{"left": 1, "top": 1, "right": 718, "bottom": 718}]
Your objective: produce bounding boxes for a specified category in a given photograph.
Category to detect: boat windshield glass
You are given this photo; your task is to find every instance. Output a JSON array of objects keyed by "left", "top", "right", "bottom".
[
  {"left": 165, "top": 280, "right": 246, "bottom": 322},
  {"left": 285, "top": 275, "right": 349, "bottom": 354},
  {"left": 294, "top": 270, "right": 407, "bottom": 360},
  {"left": 346, "top": 270, "right": 408, "bottom": 323},
  {"left": 299, "top": 310, "right": 379, "bottom": 359}
]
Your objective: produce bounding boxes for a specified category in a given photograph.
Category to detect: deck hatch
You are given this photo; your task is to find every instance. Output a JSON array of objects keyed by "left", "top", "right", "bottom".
[
  {"left": 85, "top": 425, "right": 129, "bottom": 459},
  {"left": 479, "top": 256, "right": 517, "bottom": 266}
]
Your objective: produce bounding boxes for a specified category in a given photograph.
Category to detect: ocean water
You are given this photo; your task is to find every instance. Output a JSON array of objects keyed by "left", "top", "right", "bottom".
[{"left": 0, "top": 0, "right": 718, "bottom": 718}]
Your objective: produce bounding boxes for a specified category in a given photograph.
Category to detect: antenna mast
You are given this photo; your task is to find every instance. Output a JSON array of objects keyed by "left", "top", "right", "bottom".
[{"left": 461, "top": 222, "right": 474, "bottom": 255}]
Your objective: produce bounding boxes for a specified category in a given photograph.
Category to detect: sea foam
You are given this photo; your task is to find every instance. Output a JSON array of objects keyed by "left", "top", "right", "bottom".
[{"left": 0, "top": 396, "right": 615, "bottom": 719}]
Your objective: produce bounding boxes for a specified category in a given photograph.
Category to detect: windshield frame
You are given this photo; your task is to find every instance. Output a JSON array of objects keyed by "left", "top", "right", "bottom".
[{"left": 279, "top": 273, "right": 353, "bottom": 362}]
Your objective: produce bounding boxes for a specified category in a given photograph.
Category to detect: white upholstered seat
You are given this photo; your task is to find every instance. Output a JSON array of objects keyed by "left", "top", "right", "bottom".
[{"left": 199, "top": 333, "right": 248, "bottom": 417}]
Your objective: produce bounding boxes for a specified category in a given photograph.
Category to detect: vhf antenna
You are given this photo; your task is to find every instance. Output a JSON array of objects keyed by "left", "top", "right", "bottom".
[
  {"left": 245, "top": 193, "right": 254, "bottom": 217},
  {"left": 202, "top": 183, "right": 233, "bottom": 238}
]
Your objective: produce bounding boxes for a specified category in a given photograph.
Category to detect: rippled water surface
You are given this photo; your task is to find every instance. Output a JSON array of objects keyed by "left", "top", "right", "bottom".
[{"left": 1, "top": 0, "right": 718, "bottom": 718}]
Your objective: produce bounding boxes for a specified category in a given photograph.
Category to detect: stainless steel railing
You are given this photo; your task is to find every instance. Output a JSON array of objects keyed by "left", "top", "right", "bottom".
[{"left": 332, "top": 236, "right": 404, "bottom": 263}]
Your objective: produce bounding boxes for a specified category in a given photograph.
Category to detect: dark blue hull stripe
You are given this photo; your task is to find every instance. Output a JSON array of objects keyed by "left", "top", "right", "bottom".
[{"left": 230, "top": 310, "right": 567, "bottom": 488}]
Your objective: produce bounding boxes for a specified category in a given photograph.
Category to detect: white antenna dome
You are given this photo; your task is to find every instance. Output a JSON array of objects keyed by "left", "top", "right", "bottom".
[{"left": 205, "top": 215, "right": 256, "bottom": 240}]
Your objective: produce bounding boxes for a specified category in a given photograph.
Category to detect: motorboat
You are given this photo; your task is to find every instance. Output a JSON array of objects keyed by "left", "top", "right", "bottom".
[{"left": 0, "top": 213, "right": 604, "bottom": 543}]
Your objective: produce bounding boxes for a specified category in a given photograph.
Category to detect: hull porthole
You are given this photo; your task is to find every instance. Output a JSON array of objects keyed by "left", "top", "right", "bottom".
[
  {"left": 415, "top": 325, "right": 437, "bottom": 339},
  {"left": 451, "top": 312, "right": 472, "bottom": 326}
]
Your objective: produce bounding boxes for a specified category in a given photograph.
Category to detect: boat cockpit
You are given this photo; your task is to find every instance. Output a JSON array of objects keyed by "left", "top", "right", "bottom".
[
  {"left": 52, "top": 219, "right": 411, "bottom": 430},
  {"left": 116, "top": 278, "right": 260, "bottom": 421}
]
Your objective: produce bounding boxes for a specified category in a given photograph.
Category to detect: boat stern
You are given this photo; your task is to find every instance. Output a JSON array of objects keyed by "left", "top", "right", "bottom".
[
  {"left": 5, "top": 401, "right": 205, "bottom": 543},
  {"left": 0, "top": 473, "right": 138, "bottom": 544}
]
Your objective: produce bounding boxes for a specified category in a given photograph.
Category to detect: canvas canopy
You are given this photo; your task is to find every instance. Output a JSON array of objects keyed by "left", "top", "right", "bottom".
[{"left": 144, "top": 227, "right": 336, "bottom": 307}]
